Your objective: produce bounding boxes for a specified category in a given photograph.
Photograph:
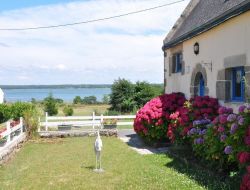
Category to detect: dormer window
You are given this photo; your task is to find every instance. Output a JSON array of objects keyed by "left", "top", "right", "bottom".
[{"left": 172, "top": 52, "right": 183, "bottom": 73}]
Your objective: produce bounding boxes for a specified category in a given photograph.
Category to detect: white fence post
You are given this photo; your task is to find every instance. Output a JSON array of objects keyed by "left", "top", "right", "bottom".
[
  {"left": 20, "top": 117, "right": 23, "bottom": 133},
  {"left": 6, "top": 121, "right": 11, "bottom": 143},
  {"left": 92, "top": 112, "right": 95, "bottom": 129},
  {"left": 100, "top": 114, "right": 104, "bottom": 129},
  {"left": 45, "top": 112, "right": 48, "bottom": 131},
  {"left": 38, "top": 117, "right": 41, "bottom": 132}
]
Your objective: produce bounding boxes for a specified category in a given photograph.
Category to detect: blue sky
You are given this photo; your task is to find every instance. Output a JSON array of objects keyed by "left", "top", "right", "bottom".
[
  {"left": 0, "top": 0, "right": 189, "bottom": 85},
  {"left": 0, "top": 0, "right": 84, "bottom": 12}
]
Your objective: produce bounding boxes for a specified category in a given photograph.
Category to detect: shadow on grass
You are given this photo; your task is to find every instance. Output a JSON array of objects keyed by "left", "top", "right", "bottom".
[
  {"left": 165, "top": 148, "right": 240, "bottom": 190},
  {"left": 81, "top": 165, "right": 95, "bottom": 170}
]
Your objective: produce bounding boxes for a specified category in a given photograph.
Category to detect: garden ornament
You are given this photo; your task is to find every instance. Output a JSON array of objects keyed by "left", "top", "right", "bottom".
[{"left": 94, "top": 129, "right": 104, "bottom": 173}]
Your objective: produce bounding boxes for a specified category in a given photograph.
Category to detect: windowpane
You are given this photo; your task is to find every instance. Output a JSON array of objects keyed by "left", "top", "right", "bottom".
[
  {"left": 235, "top": 70, "right": 242, "bottom": 97},
  {"left": 232, "top": 67, "right": 244, "bottom": 101}
]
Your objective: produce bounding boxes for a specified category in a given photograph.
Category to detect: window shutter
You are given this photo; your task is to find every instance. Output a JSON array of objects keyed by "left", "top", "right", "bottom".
[
  {"left": 172, "top": 55, "right": 176, "bottom": 73},
  {"left": 169, "top": 56, "right": 172, "bottom": 76}
]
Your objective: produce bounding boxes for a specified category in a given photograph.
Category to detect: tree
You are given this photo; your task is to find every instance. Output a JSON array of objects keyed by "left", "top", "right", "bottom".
[
  {"left": 43, "top": 94, "right": 58, "bottom": 116},
  {"left": 82, "top": 96, "right": 97, "bottom": 104},
  {"left": 134, "top": 81, "right": 157, "bottom": 109},
  {"left": 109, "top": 78, "right": 135, "bottom": 113},
  {"left": 73, "top": 96, "right": 82, "bottom": 104},
  {"left": 102, "top": 95, "right": 110, "bottom": 104}
]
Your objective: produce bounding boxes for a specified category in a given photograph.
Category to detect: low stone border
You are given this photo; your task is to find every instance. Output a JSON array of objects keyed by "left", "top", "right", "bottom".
[
  {"left": 39, "top": 129, "right": 118, "bottom": 138},
  {"left": 0, "top": 133, "right": 27, "bottom": 165}
]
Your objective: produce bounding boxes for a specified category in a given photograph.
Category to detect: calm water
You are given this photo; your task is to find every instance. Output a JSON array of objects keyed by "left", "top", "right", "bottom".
[{"left": 3, "top": 88, "right": 111, "bottom": 102}]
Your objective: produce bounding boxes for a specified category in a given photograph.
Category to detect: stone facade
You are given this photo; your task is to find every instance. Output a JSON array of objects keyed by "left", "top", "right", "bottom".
[{"left": 163, "top": 11, "right": 250, "bottom": 107}]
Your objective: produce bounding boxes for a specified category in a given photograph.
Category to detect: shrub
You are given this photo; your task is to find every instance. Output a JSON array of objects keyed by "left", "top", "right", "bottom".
[
  {"left": 23, "top": 106, "right": 40, "bottom": 138},
  {"left": 73, "top": 96, "right": 82, "bottom": 104},
  {"left": 82, "top": 96, "right": 97, "bottom": 104},
  {"left": 43, "top": 94, "right": 58, "bottom": 116},
  {"left": 167, "top": 96, "right": 219, "bottom": 144},
  {"left": 11, "top": 102, "right": 34, "bottom": 120},
  {"left": 63, "top": 106, "right": 74, "bottom": 116},
  {"left": 134, "top": 92, "right": 186, "bottom": 143},
  {"left": 104, "top": 110, "right": 120, "bottom": 116},
  {"left": 0, "top": 104, "right": 11, "bottom": 123}
]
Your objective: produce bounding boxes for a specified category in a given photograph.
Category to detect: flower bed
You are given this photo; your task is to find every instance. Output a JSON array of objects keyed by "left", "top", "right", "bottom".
[
  {"left": 133, "top": 92, "right": 186, "bottom": 144},
  {"left": 134, "top": 93, "right": 250, "bottom": 189}
]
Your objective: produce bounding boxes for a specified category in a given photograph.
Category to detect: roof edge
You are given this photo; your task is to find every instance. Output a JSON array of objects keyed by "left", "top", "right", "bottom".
[
  {"left": 162, "top": 1, "right": 250, "bottom": 50},
  {"left": 163, "top": 0, "right": 200, "bottom": 45}
]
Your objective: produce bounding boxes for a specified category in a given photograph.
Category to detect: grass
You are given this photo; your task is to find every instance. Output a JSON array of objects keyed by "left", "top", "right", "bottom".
[
  {"left": 58, "top": 104, "right": 110, "bottom": 116},
  {"left": 0, "top": 137, "right": 237, "bottom": 190}
]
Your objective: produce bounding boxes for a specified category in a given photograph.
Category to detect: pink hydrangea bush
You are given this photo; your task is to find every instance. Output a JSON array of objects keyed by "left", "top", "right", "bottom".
[
  {"left": 167, "top": 96, "right": 219, "bottom": 144},
  {"left": 133, "top": 93, "right": 186, "bottom": 143}
]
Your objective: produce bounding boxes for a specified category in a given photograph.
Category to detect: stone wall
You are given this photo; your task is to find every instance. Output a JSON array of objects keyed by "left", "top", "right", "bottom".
[{"left": 0, "top": 133, "right": 27, "bottom": 165}]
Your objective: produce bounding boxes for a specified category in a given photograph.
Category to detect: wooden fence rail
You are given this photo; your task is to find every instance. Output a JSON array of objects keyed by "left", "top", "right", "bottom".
[
  {"left": 39, "top": 112, "right": 136, "bottom": 131},
  {"left": 0, "top": 117, "right": 24, "bottom": 152}
]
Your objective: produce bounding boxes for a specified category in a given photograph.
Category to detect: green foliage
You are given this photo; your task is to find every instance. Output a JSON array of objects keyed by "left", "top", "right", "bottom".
[
  {"left": 104, "top": 110, "right": 120, "bottom": 116},
  {"left": 73, "top": 96, "right": 82, "bottom": 104},
  {"left": 63, "top": 106, "right": 74, "bottom": 116},
  {"left": 109, "top": 79, "right": 163, "bottom": 113},
  {"left": 102, "top": 95, "right": 110, "bottom": 104},
  {"left": 109, "top": 78, "right": 135, "bottom": 113},
  {"left": 23, "top": 106, "right": 40, "bottom": 138},
  {"left": 82, "top": 96, "right": 97, "bottom": 104},
  {"left": 43, "top": 94, "right": 58, "bottom": 116},
  {"left": 0, "top": 104, "right": 11, "bottom": 123},
  {"left": 10, "top": 102, "right": 34, "bottom": 120},
  {"left": 134, "top": 81, "right": 157, "bottom": 108}
]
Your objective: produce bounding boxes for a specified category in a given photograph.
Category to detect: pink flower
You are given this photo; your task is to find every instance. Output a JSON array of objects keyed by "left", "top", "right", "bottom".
[
  {"left": 219, "top": 115, "right": 227, "bottom": 124},
  {"left": 218, "top": 126, "right": 225, "bottom": 133},
  {"left": 245, "top": 136, "right": 250, "bottom": 146}
]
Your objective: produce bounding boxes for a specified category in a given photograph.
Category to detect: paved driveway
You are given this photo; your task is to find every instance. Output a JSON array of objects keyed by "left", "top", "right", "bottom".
[{"left": 117, "top": 129, "right": 168, "bottom": 155}]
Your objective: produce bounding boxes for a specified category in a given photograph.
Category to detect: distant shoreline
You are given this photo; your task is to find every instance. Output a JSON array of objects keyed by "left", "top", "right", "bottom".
[
  {"left": 0, "top": 84, "right": 112, "bottom": 89},
  {"left": 0, "top": 83, "right": 163, "bottom": 89}
]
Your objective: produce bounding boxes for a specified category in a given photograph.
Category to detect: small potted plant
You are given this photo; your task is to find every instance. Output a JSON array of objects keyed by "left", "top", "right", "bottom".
[
  {"left": 58, "top": 124, "right": 72, "bottom": 131},
  {"left": 103, "top": 119, "right": 117, "bottom": 129}
]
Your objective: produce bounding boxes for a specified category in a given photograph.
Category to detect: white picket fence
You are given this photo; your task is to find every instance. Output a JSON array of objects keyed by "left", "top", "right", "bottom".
[
  {"left": 39, "top": 112, "right": 136, "bottom": 131},
  {"left": 0, "top": 117, "right": 25, "bottom": 152}
]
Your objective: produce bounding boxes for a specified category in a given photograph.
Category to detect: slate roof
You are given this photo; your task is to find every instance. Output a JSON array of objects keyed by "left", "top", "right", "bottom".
[{"left": 163, "top": 0, "right": 250, "bottom": 49}]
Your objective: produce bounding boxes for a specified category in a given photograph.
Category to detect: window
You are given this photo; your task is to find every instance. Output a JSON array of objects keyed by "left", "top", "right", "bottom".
[
  {"left": 232, "top": 67, "right": 245, "bottom": 101},
  {"left": 172, "top": 53, "right": 182, "bottom": 73},
  {"left": 199, "top": 74, "right": 205, "bottom": 96}
]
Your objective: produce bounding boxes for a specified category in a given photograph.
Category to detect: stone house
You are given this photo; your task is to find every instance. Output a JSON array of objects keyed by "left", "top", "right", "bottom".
[{"left": 163, "top": 0, "right": 250, "bottom": 110}]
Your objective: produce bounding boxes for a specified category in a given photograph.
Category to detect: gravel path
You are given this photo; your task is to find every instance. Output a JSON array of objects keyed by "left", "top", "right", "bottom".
[{"left": 118, "top": 129, "right": 168, "bottom": 155}]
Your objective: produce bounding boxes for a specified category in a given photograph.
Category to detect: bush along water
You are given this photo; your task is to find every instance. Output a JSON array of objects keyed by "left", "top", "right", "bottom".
[{"left": 134, "top": 93, "right": 250, "bottom": 189}]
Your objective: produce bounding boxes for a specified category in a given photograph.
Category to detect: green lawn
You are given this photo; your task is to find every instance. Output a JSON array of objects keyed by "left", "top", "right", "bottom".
[{"left": 0, "top": 137, "right": 234, "bottom": 190}]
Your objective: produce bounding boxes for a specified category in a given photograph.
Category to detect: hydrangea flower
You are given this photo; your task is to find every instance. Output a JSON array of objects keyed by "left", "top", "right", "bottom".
[
  {"left": 194, "top": 138, "right": 204, "bottom": 145},
  {"left": 189, "top": 128, "right": 197, "bottom": 135},
  {"left": 220, "top": 134, "right": 227, "bottom": 142},
  {"left": 199, "top": 129, "right": 207, "bottom": 135},
  {"left": 244, "top": 136, "right": 250, "bottom": 146},
  {"left": 239, "top": 105, "right": 246, "bottom": 113},
  {"left": 193, "top": 119, "right": 211, "bottom": 126},
  {"left": 238, "top": 117, "right": 245, "bottom": 126},
  {"left": 227, "top": 114, "right": 237, "bottom": 122},
  {"left": 230, "top": 123, "right": 238, "bottom": 134},
  {"left": 219, "top": 115, "right": 227, "bottom": 124},
  {"left": 224, "top": 146, "right": 233, "bottom": 154}
]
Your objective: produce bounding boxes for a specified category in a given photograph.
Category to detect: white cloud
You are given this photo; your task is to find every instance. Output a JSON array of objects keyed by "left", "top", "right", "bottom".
[{"left": 0, "top": 0, "right": 189, "bottom": 85}]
